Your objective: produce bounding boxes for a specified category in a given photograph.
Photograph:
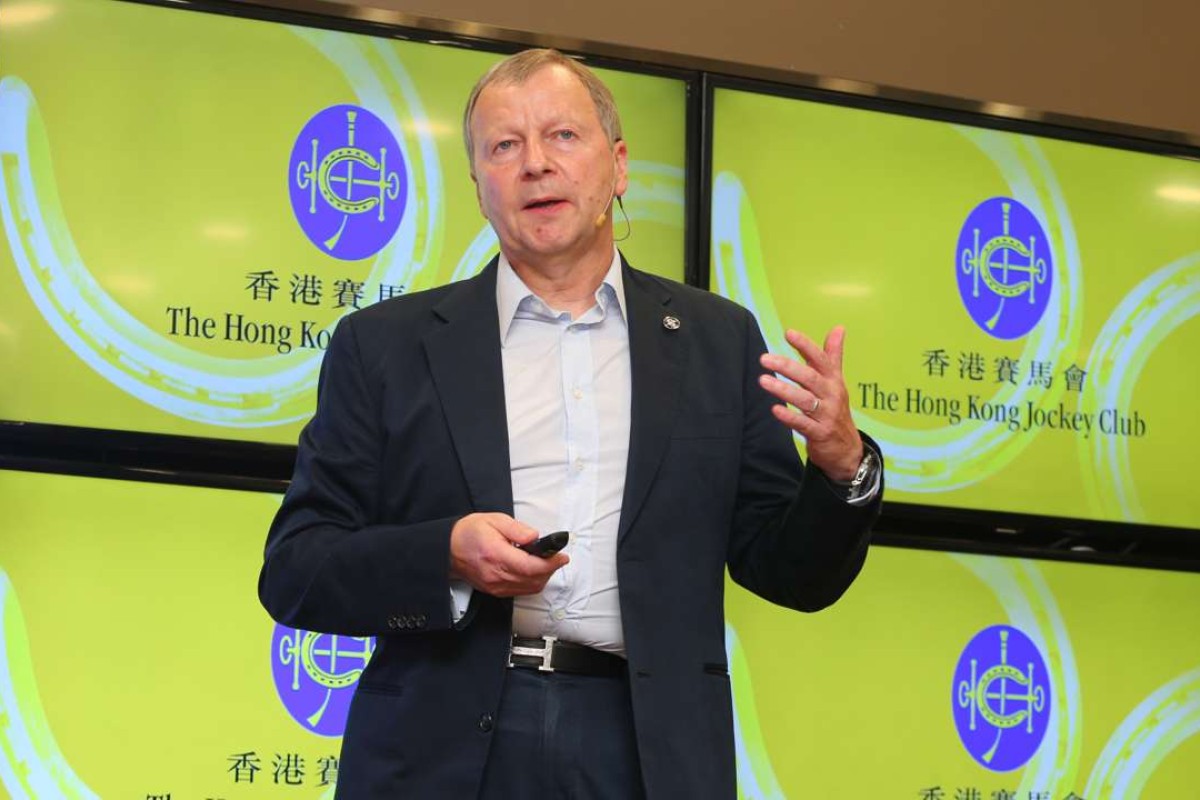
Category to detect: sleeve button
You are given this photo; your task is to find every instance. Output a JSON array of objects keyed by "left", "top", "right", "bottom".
[{"left": 477, "top": 712, "right": 494, "bottom": 733}]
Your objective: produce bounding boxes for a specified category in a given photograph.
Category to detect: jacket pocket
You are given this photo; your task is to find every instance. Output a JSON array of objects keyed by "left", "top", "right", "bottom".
[{"left": 355, "top": 681, "right": 405, "bottom": 697}]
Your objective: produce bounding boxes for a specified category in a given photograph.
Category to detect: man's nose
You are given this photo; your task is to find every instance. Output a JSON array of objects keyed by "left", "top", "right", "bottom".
[{"left": 521, "top": 139, "right": 553, "bottom": 176}]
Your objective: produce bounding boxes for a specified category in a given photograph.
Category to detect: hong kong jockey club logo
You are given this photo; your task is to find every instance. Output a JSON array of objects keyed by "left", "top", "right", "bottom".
[
  {"left": 271, "top": 623, "right": 375, "bottom": 736},
  {"left": 952, "top": 625, "right": 1050, "bottom": 771},
  {"left": 289, "top": 104, "right": 407, "bottom": 261},
  {"left": 957, "top": 197, "right": 1053, "bottom": 340}
]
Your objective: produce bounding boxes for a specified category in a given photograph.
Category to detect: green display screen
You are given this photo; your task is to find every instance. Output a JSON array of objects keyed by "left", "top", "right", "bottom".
[
  {"left": 0, "top": 0, "right": 687, "bottom": 444},
  {"left": 711, "top": 86, "right": 1200, "bottom": 529},
  {"left": 2, "top": 468, "right": 1197, "bottom": 797}
]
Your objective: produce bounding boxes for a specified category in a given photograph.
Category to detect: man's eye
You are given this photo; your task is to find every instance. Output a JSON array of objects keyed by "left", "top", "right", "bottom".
[
  {"left": 495, "top": 140, "right": 514, "bottom": 152},
  {"left": 556, "top": 130, "right": 576, "bottom": 141}
]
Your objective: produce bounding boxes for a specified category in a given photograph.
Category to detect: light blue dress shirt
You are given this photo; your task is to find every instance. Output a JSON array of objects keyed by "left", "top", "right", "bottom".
[
  {"left": 450, "top": 250, "right": 878, "bottom": 656},
  {"left": 451, "top": 250, "right": 632, "bottom": 654}
]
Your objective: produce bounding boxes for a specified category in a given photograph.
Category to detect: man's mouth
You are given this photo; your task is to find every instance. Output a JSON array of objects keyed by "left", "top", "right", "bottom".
[{"left": 524, "top": 198, "right": 567, "bottom": 211}]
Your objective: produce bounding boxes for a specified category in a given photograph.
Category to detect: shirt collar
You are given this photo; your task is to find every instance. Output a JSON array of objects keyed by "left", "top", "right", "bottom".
[{"left": 496, "top": 249, "right": 627, "bottom": 343}]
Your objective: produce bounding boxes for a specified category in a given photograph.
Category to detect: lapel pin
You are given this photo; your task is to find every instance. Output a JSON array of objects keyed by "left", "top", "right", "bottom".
[{"left": 662, "top": 315, "right": 681, "bottom": 331}]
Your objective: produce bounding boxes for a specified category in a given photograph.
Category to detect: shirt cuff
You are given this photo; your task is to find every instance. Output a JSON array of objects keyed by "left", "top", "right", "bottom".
[{"left": 449, "top": 579, "right": 474, "bottom": 622}]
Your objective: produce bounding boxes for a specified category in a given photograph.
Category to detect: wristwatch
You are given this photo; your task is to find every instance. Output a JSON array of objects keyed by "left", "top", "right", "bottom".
[{"left": 832, "top": 447, "right": 880, "bottom": 503}]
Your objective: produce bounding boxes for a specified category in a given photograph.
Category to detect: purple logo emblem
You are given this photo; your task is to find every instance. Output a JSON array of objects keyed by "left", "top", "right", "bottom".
[
  {"left": 289, "top": 105, "right": 407, "bottom": 261},
  {"left": 957, "top": 197, "right": 1052, "bottom": 339},
  {"left": 272, "top": 624, "right": 375, "bottom": 737},
  {"left": 952, "top": 625, "right": 1050, "bottom": 771}
]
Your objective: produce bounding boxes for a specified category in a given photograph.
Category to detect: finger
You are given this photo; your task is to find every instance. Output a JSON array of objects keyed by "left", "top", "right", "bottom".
[
  {"left": 770, "top": 403, "right": 819, "bottom": 438},
  {"left": 823, "top": 325, "right": 846, "bottom": 373},
  {"left": 785, "top": 329, "right": 831, "bottom": 374},
  {"left": 759, "top": 373, "right": 818, "bottom": 413},
  {"left": 485, "top": 545, "right": 545, "bottom": 588},
  {"left": 760, "top": 353, "right": 824, "bottom": 392},
  {"left": 508, "top": 549, "right": 570, "bottom": 582},
  {"left": 521, "top": 553, "right": 570, "bottom": 594},
  {"left": 498, "top": 549, "right": 570, "bottom": 596},
  {"left": 490, "top": 514, "right": 539, "bottom": 545}
]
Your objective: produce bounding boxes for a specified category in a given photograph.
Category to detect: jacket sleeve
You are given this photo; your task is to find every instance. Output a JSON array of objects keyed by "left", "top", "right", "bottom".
[
  {"left": 258, "top": 313, "right": 459, "bottom": 637},
  {"left": 725, "top": 309, "right": 882, "bottom": 611}
]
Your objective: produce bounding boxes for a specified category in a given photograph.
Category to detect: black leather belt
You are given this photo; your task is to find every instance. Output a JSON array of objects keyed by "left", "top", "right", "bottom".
[{"left": 507, "top": 635, "right": 626, "bottom": 678}]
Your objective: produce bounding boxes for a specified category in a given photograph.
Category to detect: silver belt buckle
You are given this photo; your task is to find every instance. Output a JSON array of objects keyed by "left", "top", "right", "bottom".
[{"left": 508, "top": 635, "right": 557, "bottom": 672}]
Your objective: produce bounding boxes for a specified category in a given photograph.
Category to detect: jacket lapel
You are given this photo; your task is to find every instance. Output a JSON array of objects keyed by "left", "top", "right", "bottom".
[
  {"left": 423, "top": 259, "right": 514, "bottom": 515},
  {"left": 618, "top": 261, "right": 688, "bottom": 544},
  {"left": 421, "top": 256, "right": 687, "bottom": 535}
]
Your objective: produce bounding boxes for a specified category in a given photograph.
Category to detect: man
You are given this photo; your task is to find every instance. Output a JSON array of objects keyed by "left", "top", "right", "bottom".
[{"left": 259, "top": 49, "right": 881, "bottom": 798}]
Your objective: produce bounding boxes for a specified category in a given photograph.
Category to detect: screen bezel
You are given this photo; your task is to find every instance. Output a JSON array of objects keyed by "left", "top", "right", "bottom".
[
  {"left": 2, "top": 0, "right": 1197, "bottom": 565},
  {"left": 700, "top": 74, "right": 1200, "bottom": 550},
  {"left": 0, "top": 0, "right": 703, "bottom": 481}
]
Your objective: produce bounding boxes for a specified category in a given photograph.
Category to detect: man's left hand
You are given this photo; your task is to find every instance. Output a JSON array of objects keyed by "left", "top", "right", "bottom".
[{"left": 758, "top": 326, "right": 863, "bottom": 482}]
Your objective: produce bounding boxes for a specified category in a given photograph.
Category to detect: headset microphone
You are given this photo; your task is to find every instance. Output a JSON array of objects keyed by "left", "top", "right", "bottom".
[
  {"left": 594, "top": 174, "right": 621, "bottom": 228},
  {"left": 614, "top": 194, "right": 631, "bottom": 243}
]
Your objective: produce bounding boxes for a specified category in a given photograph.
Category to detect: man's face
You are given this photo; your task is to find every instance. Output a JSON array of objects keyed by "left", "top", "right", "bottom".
[{"left": 469, "top": 65, "right": 628, "bottom": 270}]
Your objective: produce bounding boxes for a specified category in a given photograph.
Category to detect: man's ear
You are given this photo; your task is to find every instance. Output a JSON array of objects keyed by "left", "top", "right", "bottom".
[
  {"left": 612, "top": 138, "right": 630, "bottom": 199},
  {"left": 471, "top": 172, "right": 488, "bottom": 220}
]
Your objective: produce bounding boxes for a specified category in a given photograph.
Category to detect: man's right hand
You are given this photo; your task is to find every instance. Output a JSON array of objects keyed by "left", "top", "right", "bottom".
[{"left": 449, "top": 512, "right": 569, "bottom": 597}]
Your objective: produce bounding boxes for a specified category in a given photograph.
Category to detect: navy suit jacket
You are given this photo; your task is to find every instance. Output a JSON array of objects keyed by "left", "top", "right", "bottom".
[{"left": 259, "top": 257, "right": 880, "bottom": 798}]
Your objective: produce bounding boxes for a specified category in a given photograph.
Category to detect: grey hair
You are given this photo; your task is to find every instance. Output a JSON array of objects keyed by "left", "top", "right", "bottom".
[{"left": 462, "top": 48, "right": 623, "bottom": 170}]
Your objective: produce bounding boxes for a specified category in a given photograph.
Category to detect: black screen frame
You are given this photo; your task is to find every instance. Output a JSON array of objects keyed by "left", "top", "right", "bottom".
[
  {"left": 0, "top": 0, "right": 703, "bottom": 486},
  {"left": 2, "top": 0, "right": 1198, "bottom": 568},
  {"left": 699, "top": 74, "right": 1200, "bottom": 560}
]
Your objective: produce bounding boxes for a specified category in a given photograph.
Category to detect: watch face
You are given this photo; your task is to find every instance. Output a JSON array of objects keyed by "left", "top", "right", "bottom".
[
  {"left": 853, "top": 455, "right": 872, "bottom": 485},
  {"left": 850, "top": 451, "right": 878, "bottom": 494}
]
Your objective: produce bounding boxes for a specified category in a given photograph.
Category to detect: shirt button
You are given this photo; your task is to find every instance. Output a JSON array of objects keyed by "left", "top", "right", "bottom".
[
  {"left": 574, "top": 459, "right": 585, "bottom": 472},
  {"left": 552, "top": 608, "right": 566, "bottom": 621},
  {"left": 572, "top": 387, "right": 583, "bottom": 400}
]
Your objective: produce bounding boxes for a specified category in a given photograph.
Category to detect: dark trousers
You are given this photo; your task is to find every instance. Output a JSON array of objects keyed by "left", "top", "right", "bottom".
[{"left": 477, "top": 667, "right": 647, "bottom": 799}]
